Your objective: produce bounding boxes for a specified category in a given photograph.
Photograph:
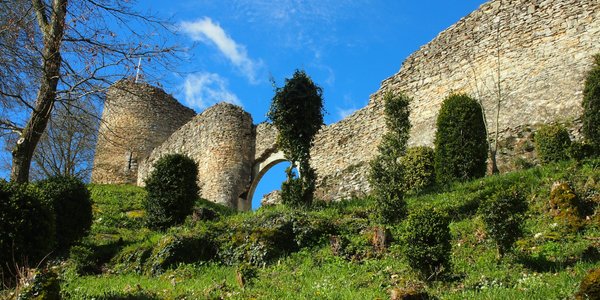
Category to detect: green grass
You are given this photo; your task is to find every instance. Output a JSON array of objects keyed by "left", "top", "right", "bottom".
[{"left": 54, "top": 159, "right": 600, "bottom": 299}]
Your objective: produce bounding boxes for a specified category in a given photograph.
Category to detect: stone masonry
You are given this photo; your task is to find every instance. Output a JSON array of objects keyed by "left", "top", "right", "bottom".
[
  {"left": 91, "top": 80, "right": 195, "bottom": 184},
  {"left": 93, "top": 0, "right": 600, "bottom": 208}
]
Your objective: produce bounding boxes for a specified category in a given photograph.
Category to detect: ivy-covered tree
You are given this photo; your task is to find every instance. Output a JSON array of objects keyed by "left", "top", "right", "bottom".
[
  {"left": 267, "top": 70, "right": 324, "bottom": 207},
  {"left": 434, "top": 94, "right": 488, "bottom": 184},
  {"left": 583, "top": 54, "right": 600, "bottom": 148},
  {"left": 369, "top": 91, "right": 411, "bottom": 223}
]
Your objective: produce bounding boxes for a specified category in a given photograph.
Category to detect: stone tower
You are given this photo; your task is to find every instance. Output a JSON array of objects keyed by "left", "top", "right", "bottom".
[
  {"left": 91, "top": 80, "right": 196, "bottom": 184},
  {"left": 136, "top": 103, "right": 255, "bottom": 208}
]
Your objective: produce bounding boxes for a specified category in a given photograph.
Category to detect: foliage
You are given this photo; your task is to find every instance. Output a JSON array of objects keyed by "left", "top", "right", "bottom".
[
  {"left": 434, "top": 93, "right": 488, "bottom": 184},
  {"left": 534, "top": 123, "right": 571, "bottom": 164},
  {"left": 582, "top": 54, "right": 600, "bottom": 147},
  {"left": 575, "top": 267, "right": 600, "bottom": 300},
  {"left": 38, "top": 176, "right": 93, "bottom": 251},
  {"left": 478, "top": 187, "right": 528, "bottom": 257},
  {"left": 0, "top": 181, "right": 55, "bottom": 281},
  {"left": 147, "top": 234, "right": 216, "bottom": 275},
  {"left": 267, "top": 70, "right": 324, "bottom": 207},
  {"left": 369, "top": 91, "right": 411, "bottom": 224},
  {"left": 144, "top": 154, "right": 199, "bottom": 230},
  {"left": 549, "top": 182, "right": 583, "bottom": 232},
  {"left": 403, "top": 208, "right": 451, "bottom": 279},
  {"left": 16, "top": 268, "right": 61, "bottom": 300},
  {"left": 401, "top": 146, "right": 435, "bottom": 193},
  {"left": 568, "top": 141, "right": 597, "bottom": 162}
]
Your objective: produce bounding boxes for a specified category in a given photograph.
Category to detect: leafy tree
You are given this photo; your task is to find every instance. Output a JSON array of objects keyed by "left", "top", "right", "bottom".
[
  {"left": 267, "top": 70, "right": 324, "bottom": 207},
  {"left": 0, "top": 0, "right": 177, "bottom": 183},
  {"left": 582, "top": 54, "right": 600, "bottom": 148},
  {"left": 434, "top": 94, "right": 488, "bottom": 184},
  {"left": 369, "top": 91, "right": 411, "bottom": 223}
]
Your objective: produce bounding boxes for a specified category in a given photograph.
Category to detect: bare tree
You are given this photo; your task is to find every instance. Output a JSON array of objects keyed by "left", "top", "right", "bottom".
[
  {"left": 0, "top": 0, "right": 178, "bottom": 183},
  {"left": 30, "top": 100, "right": 99, "bottom": 181}
]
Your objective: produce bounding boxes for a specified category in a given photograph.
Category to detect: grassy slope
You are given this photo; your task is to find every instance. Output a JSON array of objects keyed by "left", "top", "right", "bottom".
[{"left": 61, "top": 160, "right": 599, "bottom": 299}]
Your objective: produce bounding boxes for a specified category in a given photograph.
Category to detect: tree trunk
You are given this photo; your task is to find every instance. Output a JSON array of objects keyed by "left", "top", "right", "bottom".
[{"left": 10, "top": 0, "right": 67, "bottom": 183}]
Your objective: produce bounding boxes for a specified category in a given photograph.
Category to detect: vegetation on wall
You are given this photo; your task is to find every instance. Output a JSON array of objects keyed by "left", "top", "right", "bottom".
[
  {"left": 267, "top": 70, "right": 324, "bottom": 207},
  {"left": 434, "top": 93, "right": 488, "bottom": 184},
  {"left": 534, "top": 123, "right": 571, "bottom": 164},
  {"left": 369, "top": 91, "right": 411, "bottom": 223}
]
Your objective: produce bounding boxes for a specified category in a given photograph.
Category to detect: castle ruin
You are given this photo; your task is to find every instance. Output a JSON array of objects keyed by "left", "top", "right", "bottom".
[{"left": 92, "top": 0, "right": 600, "bottom": 210}]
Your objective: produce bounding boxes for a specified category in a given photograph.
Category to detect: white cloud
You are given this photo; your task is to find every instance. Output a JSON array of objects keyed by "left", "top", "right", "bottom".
[
  {"left": 180, "top": 18, "right": 263, "bottom": 84},
  {"left": 182, "top": 72, "right": 241, "bottom": 110}
]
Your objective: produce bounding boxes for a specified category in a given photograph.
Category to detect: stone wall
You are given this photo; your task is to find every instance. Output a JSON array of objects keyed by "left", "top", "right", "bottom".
[
  {"left": 137, "top": 103, "right": 255, "bottom": 208},
  {"left": 309, "top": 0, "right": 600, "bottom": 201},
  {"left": 91, "top": 80, "right": 196, "bottom": 184},
  {"left": 93, "top": 0, "right": 600, "bottom": 206}
]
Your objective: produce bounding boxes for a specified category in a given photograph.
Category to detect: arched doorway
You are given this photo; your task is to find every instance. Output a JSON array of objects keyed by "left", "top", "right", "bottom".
[{"left": 238, "top": 151, "right": 290, "bottom": 211}]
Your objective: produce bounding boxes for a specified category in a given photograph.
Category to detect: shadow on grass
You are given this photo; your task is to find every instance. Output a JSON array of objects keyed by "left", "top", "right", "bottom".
[
  {"left": 517, "top": 245, "right": 600, "bottom": 273},
  {"left": 95, "top": 291, "right": 159, "bottom": 300}
]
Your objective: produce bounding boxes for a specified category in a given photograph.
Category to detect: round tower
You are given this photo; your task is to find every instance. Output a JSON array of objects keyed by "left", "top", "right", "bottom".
[
  {"left": 91, "top": 80, "right": 196, "bottom": 184},
  {"left": 194, "top": 103, "right": 255, "bottom": 208}
]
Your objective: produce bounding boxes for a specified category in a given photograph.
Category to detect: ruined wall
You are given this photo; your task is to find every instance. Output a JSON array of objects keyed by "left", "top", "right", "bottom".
[
  {"left": 92, "top": 80, "right": 196, "bottom": 184},
  {"left": 309, "top": 0, "right": 600, "bottom": 201},
  {"left": 137, "top": 103, "right": 254, "bottom": 208}
]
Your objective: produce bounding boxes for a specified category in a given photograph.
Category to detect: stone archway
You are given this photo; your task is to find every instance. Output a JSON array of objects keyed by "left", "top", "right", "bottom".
[{"left": 238, "top": 151, "right": 288, "bottom": 210}]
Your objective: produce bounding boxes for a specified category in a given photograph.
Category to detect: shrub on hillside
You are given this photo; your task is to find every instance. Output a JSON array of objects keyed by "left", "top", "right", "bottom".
[
  {"left": 403, "top": 208, "right": 451, "bottom": 279},
  {"left": 434, "top": 94, "right": 488, "bottom": 184},
  {"left": 147, "top": 234, "right": 216, "bottom": 275},
  {"left": 478, "top": 187, "right": 527, "bottom": 257},
  {"left": 369, "top": 91, "right": 411, "bottom": 224},
  {"left": 534, "top": 124, "right": 571, "bottom": 164},
  {"left": 0, "top": 182, "right": 55, "bottom": 283},
  {"left": 144, "top": 154, "right": 199, "bottom": 230},
  {"left": 38, "top": 176, "right": 93, "bottom": 251},
  {"left": 582, "top": 54, "right": 600, "bottom": 147},
  {"left": 401, "top": 146, "right": 435, "bottom": 193},
  {"left": 549, "top": 182, "right": 584, "bottom": 232},
  {"left": 575, "top": 267, "right": 600, "bottom": 300}
]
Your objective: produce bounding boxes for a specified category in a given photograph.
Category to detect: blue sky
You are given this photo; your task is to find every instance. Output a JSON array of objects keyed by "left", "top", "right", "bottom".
[{"left": 134, "top": 0, "right": 488, "bottom": 209}]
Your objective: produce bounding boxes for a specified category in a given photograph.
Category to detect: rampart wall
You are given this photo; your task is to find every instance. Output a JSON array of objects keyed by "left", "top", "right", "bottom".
[{"left": 93, "top": 0, "right": 600, "bottom": 206}]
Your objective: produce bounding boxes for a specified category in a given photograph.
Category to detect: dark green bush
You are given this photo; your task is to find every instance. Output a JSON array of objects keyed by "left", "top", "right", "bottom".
[
  {"left": 144, "top": 154, "right": 199, "bottom": 230},
  {"left": 434, "top": 93, "right": 488, "bottom": 184},
  {"left": 403, "top": 208, "right": 451, "bottom": 279},
  {"left": 38, "top": 176, "right": 92, "bottom": 251},
  {"left": 568, "top": 141, "right": 596, "bottom": 161},
  {"left": 582, "top": 54, "right": 600, "bottom": 147},
  {"left": 69, "top": 245, "right": 100, "bottom": 275},
  {"left": 401, "top": 146, "right": 435, "bottom": 192},
  {"left": 534, "top": 124, "right": 571, "bottom": 164},
  {"left": 0, "top": 181, "right": 55, "bottom": 280},
  {"left": 478, "top": 187, "right": 527, "bottom": 257},
  {"left": 280, "top": 175, "right": 304, "bottom": 208}
]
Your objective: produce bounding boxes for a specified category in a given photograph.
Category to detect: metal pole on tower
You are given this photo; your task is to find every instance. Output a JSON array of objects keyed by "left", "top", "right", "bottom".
[{"left": 135, "top": 57, "right": 142, "bottom": 83}]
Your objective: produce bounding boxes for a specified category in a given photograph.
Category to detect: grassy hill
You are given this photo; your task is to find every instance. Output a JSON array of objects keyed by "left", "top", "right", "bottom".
[{"left": 58, "top": 159, "right": 599, "bottom": 299}]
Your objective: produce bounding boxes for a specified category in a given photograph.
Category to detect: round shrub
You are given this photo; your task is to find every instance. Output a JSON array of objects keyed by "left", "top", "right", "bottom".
[
  {"left": 434, "top": 94, "right": 488, "bottom": 184},
  {"left": 401, "top": 146, "right": 435, "bottom": 192},
  {"left": 582, "top": 54, "right": 600, "bottom": 147},
  {"left": 38, "top": 176, "right": 93, "bottom": 251},
  {"left": 0, "top": 181, "right": 55, "bottom": 279},
  {"left": 144, "top": 154, "right": 199, "bottom": 230},
  {"left": 403, "top": 208, "right": 451, "bottom": 279},
  {"left": 478, "top": 187, "right": 527, "bottom": 257},
  {"left": 534, "top": 123, "right": 571, "bottom": 164}
]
